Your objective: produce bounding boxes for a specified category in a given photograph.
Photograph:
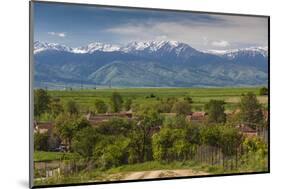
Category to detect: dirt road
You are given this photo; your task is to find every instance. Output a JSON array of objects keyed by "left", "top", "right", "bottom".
[{"left": 118, "top": 169, "right": 209, "bottom": 180}]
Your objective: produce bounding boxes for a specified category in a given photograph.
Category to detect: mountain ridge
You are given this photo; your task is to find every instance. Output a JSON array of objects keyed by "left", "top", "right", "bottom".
[{"left": 33, "top": 40, "right": 268, "bottom": 89}]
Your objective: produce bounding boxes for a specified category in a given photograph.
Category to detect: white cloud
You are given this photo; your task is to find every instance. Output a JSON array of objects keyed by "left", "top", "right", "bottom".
[
  {"left": 211, "top": 40, "right": 230, "bottom": 47},
  {"left": 48, "top": 32, "right": 66, "bottom": 38},
  {"left": 104, "top": 14, "right": 268, "bottom": 50}
]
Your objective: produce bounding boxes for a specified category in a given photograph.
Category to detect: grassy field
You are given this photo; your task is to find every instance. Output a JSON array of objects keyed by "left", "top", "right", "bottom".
[
  {"left": 34, "top": 151, "right": 78, "bottom": 162},
  {"left": 47, "top": 87, "right": 268, "bottom": 112}
]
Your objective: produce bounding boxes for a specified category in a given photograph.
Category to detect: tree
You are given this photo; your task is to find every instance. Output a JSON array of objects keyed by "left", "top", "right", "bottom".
[
  {"left": 152, "top": 127, "right": 195, "bottom": 162},
  {"left": 93, "top": 135, "right": 130, "bottom": 169},
  {"left": 34, "top": 132, "right": 49, "bottom": 151},
  {"left": 97, "top": 118, "right": 133, "bottom": 136},
  {"left": 49, "top": 98, "right": 64, "bottom": 118},
  {"left": 34, "top": 89, "right": 50, "bottom": 117},
  {"left": 171, "top": 100, "right": 192, "bottom": 116},
  {"left": 220, "top": 126, "right": 243, "bottom": 157},
  {"left": 110, "top": 92, "right": 123, "bottom": 112},
  {"left": 184, "top": 96, "right": 193, "bottom": 103},
  {"left": 136, "top": 110, "right": 164, "bottom": 162},
  {"left": 124, "top": 98, "right": 132, "bottom": 111},
  {"left": 94, "top": 99, "right": 107, "bottom": 113},
  {"left": 72, "top": 127, "right": 98, "bottom": 158},
  {"left": 65, "top": 100, "right": 79, "bottom": 115},
  {"left": 55, "top": 114, "right": 91, "bottom": 151},
  {"left": 205, "top": 100, "right": 226, "bottom": 124},
  {"left": 239, "top": 92, "right": 264, "bottom": 130},
  {"left": 259, "top": 87, "right": 268, "bottom": 96}
]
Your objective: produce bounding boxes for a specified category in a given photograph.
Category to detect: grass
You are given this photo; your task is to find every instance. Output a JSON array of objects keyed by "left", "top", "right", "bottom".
[
  {"left": 34, "top": 160, "right": 262, "bottom": 186},
  {"left": 34, "top": 151, "right": 78, "bottom": 162}
]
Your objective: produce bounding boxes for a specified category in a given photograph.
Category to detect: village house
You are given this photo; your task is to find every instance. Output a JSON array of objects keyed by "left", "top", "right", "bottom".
[
  {"left": 34, "top": 121, "right": 54, "bottom": 134},
  {"left": 85, "top": 111, "right": 133, "bottom": 126},
  {"left": 186, "top": 112, "right": 208, "bottom": 123},
  {"left": 236, "top": 124, "right": 258, "bottom": 138}
]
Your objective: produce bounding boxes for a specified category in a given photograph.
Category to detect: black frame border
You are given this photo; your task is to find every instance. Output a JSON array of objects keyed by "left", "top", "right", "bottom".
[{"left": 29, "top": 0, "right": 270, "bottom": 188}]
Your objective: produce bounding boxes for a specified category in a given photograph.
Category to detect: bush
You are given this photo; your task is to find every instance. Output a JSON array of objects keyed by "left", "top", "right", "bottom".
[
  {"left": 152, "top": 127, "right": 194, "bottom": 162},
  {"left": 259, "top": 87, "right": 268, "bottom": 96},
  {"left": 72, "top": 127, "right": 98, "bottom": 158},
  {"left": 205, "top": 100, "right": 226, "bottom": 124},
  {"left": 171, "top": 100, "right": 192, "bottom": 116},
  {"left": 93, "top": 136, "right": 130, "bottom": 169},
  {"left": 34, "top": 132, "right": 49, "bottom": 151},
  {"left": 94, "top": 99, "right": 107, "bottom": 113}
]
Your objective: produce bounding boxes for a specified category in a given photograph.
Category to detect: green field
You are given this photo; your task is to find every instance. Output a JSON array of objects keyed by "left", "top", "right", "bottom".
[
  {"left": 47, "top": 87, "right": 268, "bottom": 112},
  {"left": 34, "top": 151, "right": 78, "bottom": 162}
]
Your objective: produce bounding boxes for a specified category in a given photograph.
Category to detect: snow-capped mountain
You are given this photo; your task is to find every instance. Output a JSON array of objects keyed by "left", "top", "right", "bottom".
[
  {"left": 222, "top": 47, "right": 268, "bottom": 59},
  {"left": 73, "top": 42, "right": 121, "bottom": 53},
  {"left": 121, "top": 40, "right": 182, "bottom": 52},
  {"left": 204, "top": 47, "right": 268, "bottom": 58},
  {"left": 33, "top": 40, "right": 268, "bottom": 88},
  {"left": 34, "top": 40, "right": 199, "bottom": 55},
  {"left": 34, "top": 41, "right": 73, "bottom": 54}
]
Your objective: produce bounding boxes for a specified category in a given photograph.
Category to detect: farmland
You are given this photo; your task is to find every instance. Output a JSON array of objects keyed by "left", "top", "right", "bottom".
[{"left": 46, "top": 87, "right": 268, "bottom": 113}]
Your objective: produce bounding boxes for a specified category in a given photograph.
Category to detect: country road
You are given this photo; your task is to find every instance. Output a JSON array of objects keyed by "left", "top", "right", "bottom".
[{"left": 117, "top": 169, "right": 209, "bottom": 180}]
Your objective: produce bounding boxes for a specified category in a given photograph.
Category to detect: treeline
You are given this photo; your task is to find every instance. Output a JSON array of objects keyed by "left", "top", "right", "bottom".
[{"left": 34, "top": 89, "right": 134, "bottom": 122}]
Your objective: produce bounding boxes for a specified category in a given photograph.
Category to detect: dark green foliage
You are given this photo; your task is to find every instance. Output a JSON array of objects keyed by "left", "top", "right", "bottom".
[
  {"left": 55, "top": 114, "right": 91, "bottom": 151},
  {"left": 93, "top": 136, "right": 130, "bottom": 169},
  {"left": 94, "top": 99, "right": 107, "bottom": 113},
  {"left": 34, "top": 89, "right": 51, "bottom": 117},
  {"left": 72, "top": 127, "right": 98, "bottom": 158},
  {"left": 259, "top": 87, "right": 268, "bottom": 96},
  {"left": 152, "top": 126, "right": 197, "bottom": 162},
  {"left": 65, "top": 100, "right": 79, "bottom": 115},
  {"left": 163, "top": 115, "right": 187, "bottom": 128},
  {"left": 219, "top": 127, "right": 243, "bottom": 157},
  {"left": 47, "top": 133, "right": 61, "bottom": 150},
  {"left": 205, "top": 100, "right": 226, "bottom": 124},
  {"left": 34, "top": 132, "right": 49, "bottom": 151},
  {"left": 201, "top": 126, "right": 221, "bottom": 148},
  {"left": 135, "top": 110, "right": 164, "bottom": 162},
  {"left": 171, "top": 100, "right": 192, "bottom": 116},
  {"left": 110, "top": 92, "right": 123, "bottom": 112},
  {"left": 49, "top": 98, "right": 64, "bottom": 118},
  {"left": 127, "top": 129, "right": 144, "bottom": 164},
  {"left": 97, "top": 118, "right": 133, "bottom": 136},
  {"left": 124, "top": 98, "right": 132, "bottom": 111},
  {"left": 239, "top": 92, "right": 264, "bottom": 129},
  {"left": 184, "top": 96, "right": 193, "bottom": 103}
]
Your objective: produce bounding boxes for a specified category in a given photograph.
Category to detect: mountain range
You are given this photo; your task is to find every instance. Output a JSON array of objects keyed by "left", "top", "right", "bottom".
[{"left": 33, "top": 40, "right": 268, "bottom": 89}]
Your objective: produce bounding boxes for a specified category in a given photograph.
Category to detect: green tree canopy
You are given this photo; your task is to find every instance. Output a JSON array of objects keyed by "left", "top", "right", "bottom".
[
  {"left": 171, "top": 100, "right": 192, "bottom": 116},
  {"left": 34, "top": 89, "right": 51, "bottom": 117},
  {"left": 259, "top": 87, "right": 268, "bottom": 96},
  {"left": 55, "top": 114, "right": 91, "bottom": 151},
  {"left": 65, "top": 100, "right": 79, "bottom": 115},
  {"left": 205, "top": 100, "right": 226, "bottom": 124},
  {"left": 124, "top": 98, "right": 132, "bottom": 111},
  {"left": 239, "top": 92, "right": 264, "bottom": 130},
  {"left": 34, "top": 132, "right": 49, "bottom": 151},
  {"left": 72, "top": 127, "right": 98, "bottom": 158},
  {"left": 49, "top": 98, "right": 64, "bottom": 118},
  {"left": 110, "top": 92, "right": 123, "bottom": 112},
  {"left": 94, "top": 99, "right": 107, "bottom": 113}
]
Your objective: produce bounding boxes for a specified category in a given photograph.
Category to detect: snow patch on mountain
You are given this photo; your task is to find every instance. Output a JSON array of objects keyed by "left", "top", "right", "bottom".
[
  {"left": 73, "top": 42, "right": 121, "bottom": 53},
  {"left": 34, "top": 41, "right": 73, "bottom": 54}
]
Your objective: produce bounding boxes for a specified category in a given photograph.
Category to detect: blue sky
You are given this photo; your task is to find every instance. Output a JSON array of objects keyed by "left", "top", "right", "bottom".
[{"left": 33, "top": 2, "right": 268, "bottom": 50}]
